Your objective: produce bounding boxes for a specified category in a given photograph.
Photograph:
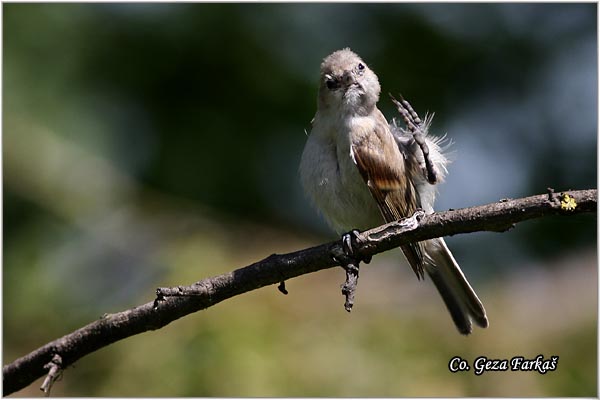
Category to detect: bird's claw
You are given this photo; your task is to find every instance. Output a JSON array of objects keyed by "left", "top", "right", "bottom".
[{"left": 340, "top": 229, "right": 371, "bottom": 264}]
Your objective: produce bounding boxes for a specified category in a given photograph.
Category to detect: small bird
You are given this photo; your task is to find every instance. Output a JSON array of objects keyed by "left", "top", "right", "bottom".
[{"left": 299, "top": 48, "right": 488, "bottom": 334}]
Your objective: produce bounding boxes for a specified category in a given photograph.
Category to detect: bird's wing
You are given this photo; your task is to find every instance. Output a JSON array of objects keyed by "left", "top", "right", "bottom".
[{"left": 350, "top": 114, "right": 425, "bottom": 279}]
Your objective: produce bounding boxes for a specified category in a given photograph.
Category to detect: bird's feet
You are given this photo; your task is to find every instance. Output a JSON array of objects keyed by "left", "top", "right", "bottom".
[
  {"left": 340, "top": 229, "right": 371, "bottom": 264},
  {"left": 389, "top": 94, "right": 438, "bottom": 185}
]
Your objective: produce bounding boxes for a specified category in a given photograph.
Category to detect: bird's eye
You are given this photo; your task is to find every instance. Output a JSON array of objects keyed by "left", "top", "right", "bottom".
[
  {"left": 326, "top": 78, "right": 339, "bottom": 90},
  {"left": 357, "top": 63, "right": 365, "bottom": 71}
]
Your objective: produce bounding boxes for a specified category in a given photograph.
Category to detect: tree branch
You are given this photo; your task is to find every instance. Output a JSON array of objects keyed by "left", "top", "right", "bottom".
[{"left": 3, "top": 189, "right": 596, "bottom": 395}]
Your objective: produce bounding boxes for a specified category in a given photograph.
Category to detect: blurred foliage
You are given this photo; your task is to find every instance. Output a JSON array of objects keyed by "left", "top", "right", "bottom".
[{"left": 3, "top": 3, "right": 597, "bottom": 397}]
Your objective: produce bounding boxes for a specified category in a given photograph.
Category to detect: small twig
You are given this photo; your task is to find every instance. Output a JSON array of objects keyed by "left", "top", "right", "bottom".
[
  {"left": 389, "top": 94, "right": 438, "bottom": 184},
  {"left": 547, "top": 187, "right": 559, "bottom": 204},
  {"left": 333, "top": 229, "right": 370, "bottom": 312},
  {"left": 341, "top": 262, "right": 360, "bottom": 312},
  {"left": 40, "top": 354, "right": 62, "bottom": 396},
  {"left": 277, "top": 281, "right": 288, "bottom": 295}
]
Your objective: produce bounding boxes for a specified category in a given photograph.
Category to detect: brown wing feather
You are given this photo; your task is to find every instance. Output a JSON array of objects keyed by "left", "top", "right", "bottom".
[{"left": 351, "top": 117, "right": 425, "bottom": 279}]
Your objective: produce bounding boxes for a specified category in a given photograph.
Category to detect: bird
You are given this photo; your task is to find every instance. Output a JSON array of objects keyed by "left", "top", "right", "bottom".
[{"left": 299, "top": 48, "right": 488, "bottom": 334}]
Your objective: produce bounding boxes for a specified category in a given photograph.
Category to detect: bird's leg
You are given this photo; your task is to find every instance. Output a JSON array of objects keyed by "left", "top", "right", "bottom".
[{"left": 389, "top": 94, "right": 438, "bottom": 185}]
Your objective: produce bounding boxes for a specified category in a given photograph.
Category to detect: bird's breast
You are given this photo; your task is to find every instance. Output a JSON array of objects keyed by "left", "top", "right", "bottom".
[{"left": 300, "top": 121, "right": 382, "bottom": 233}]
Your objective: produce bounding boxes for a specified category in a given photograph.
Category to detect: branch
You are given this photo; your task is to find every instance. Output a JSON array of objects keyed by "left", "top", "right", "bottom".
[{"left": 3, "top": 189, "right": 596, "bottom": 395}]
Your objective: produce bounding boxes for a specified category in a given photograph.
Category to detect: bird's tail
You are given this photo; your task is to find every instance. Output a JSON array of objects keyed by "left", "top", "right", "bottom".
[{"left": 422, "top": 238, "right": 488, "bottom": 335}]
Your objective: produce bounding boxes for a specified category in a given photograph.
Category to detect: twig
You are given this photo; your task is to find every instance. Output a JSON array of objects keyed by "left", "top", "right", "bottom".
[
  {"left": 277, "top": 281, "right": 288, "bottom": 295},
  {"left": 341, "top": 262, "right": 360, "bottom": 312},
  {"left": 2, "top": 189, "right": 596, "bottom": 395},
  {"left": 40, "top": 354, "right": 62, "bottom": 397},
  {"left": 547, "top": 187, "right": 558, "bottom": 204}
]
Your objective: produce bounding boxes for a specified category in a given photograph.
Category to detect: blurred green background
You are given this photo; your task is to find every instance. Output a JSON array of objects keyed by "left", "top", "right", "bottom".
[{"left": 3, "top": 3, "right": 597, "bottom": 397}]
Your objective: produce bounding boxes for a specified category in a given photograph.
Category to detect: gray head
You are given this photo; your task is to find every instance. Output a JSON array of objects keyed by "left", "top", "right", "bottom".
[{"left": 318, "top": 48, "right": 381, "bottom": 115}]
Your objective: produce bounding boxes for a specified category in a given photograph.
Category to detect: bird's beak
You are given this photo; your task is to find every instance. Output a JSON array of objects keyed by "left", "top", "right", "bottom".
[{"left": 341, "top": 70, "right": 358, "bottom": 88}]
